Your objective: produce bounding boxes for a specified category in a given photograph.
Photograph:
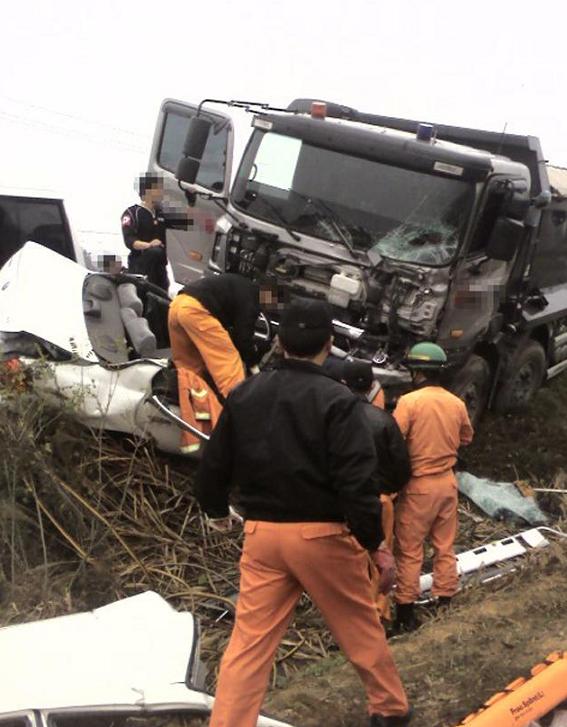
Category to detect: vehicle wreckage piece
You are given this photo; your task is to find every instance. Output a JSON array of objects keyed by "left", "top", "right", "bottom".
[
  {"left": 419, "top": 527, "right": 551, "bottom": 600},
  {"left": 0, "top": 590, "right": 293, "bottom": 727},
  {"left": 455, "top": 652, "right": 567, "bottom": 726}
]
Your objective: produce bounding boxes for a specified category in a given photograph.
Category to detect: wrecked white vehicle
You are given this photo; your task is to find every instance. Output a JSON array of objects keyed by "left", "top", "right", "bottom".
[
  {"left": 0, "top": 590, "right": 292, "bottom": 727},
  {"left": 0, "top": 242, "right": 203, "bottom": 454}
]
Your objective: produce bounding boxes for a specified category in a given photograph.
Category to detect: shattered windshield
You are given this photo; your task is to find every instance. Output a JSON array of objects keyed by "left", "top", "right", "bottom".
[{"left": 232, "top": 130, "right": 475, "bottom": 266}]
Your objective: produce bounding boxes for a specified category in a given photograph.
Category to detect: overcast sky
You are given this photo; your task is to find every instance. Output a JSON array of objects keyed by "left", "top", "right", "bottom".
[{"left": 2, "top": 0, "right": 566, "bottom": 255}]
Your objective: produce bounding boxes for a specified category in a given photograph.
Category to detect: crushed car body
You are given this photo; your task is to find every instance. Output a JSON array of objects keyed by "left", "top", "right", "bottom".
[
  {"left": 0, "top": 591, "right": 293, "bottom": 727},
  {"left": 0, "top": 242, "right": 195, "bottom": 454}
]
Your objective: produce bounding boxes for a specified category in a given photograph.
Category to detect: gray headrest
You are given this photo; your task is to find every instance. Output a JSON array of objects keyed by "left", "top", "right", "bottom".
[
  {"left": 89, "top": 281, "right": 114, "bottom": 301},
  {"left": 120, "top": 308, "right": 157, "bottom": 358},
  {"left": 117, "top": 283, "right": 144, "bottom": 316}
]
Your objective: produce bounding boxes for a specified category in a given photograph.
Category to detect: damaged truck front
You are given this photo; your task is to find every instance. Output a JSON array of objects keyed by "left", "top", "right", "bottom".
[{"left": 150, "top": 98, "right": 567, "bottom": 421}]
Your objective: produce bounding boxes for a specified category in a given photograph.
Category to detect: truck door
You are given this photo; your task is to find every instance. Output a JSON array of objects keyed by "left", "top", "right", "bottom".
[
  {"left": 148, "top": 99, "right": 233, "bottom": 284},
  {"left": 437, "top": 179, "right": 520, "bottom": 347}
]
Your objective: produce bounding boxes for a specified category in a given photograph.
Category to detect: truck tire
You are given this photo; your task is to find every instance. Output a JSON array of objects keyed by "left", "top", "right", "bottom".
[
  {"left": 450, "top": 354, "right": 491, "bottom": 426},
  {"left": 494, "top": 340, "right": 546, "bottom": 413}
]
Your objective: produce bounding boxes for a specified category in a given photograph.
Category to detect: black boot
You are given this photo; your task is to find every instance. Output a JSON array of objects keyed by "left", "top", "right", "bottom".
[
  {"left": 393, "top": 602, "right": 418, "bottom": 633},
  {"left": 369, "top": 706, "right": 414, "bottom": 725},
  {"left": 436, "top": 595, "right": 452, "bottom": 609}
]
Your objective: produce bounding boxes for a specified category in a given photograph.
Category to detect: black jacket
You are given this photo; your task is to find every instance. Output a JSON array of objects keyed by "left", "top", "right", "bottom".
[
  {"left": 359, "top": 400, "right": 411, "bottom": 494},
  {"left": 121, "top": 204, "right": 187, "bottom": 256},
  {"left": 196, "top": 359, "right": 383, "bottom": 550},
  {"left": 181, "top": 273, "right": 260, "bottom": 366}
]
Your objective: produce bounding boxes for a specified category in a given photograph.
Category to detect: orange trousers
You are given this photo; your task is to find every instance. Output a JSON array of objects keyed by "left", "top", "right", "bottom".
[
  {"left": 210, "top": 521, "right": 409, "bottom": 727},
  {"left": 168, "top": 294, "right": 245, "bottom": 399},
  {"left": 177, "top": 367, "right": 223, "bottom": 453},
  {"left": 394, "top": 473, "right": 459, "bottom": 604},
  {"left": 374, "top": 495, "right": 395, "bottom": 620}
]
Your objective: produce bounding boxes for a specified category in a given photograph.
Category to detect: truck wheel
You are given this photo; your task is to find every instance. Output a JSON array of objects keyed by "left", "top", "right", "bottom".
[
  {"left": 450, "top": 354, "right": 491, "bottom": 426},
  {"left": 494, "top": 340, "right": 546, "bottom": 413}
]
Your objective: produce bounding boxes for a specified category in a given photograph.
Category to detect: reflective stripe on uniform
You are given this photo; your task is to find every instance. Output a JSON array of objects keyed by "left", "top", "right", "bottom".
[{"left": 181, "top": 443, "right": 201, "bottom": 454}]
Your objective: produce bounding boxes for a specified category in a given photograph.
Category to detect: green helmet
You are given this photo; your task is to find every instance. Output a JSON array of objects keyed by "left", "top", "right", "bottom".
[{"left": 405, "top": 342, "right": 447, "bottom": 369}]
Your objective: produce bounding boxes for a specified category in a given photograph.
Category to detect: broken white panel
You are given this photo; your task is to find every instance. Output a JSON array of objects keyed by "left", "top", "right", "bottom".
[{"left": 419, "top": 528, "right": 550, "bottom": 594}]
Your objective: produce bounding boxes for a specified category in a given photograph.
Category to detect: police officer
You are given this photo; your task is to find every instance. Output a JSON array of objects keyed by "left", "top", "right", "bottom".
[
  {"left": 121, "top": 173, "right": 186, "bottom": 291},
  {"left": 196, "top": 299, "right": 412, "bottom": 727}
]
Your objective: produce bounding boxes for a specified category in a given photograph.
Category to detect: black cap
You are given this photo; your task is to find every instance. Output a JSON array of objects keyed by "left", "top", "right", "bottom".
[
  {"left": 278, "top": 299, "right": 333, "bottom": 357},
  {"left": 343, "top": 360, "right": 373, "bottom": 392},
  {"left": 279, "top": 299, "right": 333, "bottom": 334}
]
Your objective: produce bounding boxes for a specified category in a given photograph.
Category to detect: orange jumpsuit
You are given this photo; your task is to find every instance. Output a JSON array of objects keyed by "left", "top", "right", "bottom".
[
  {"left": 393, "top": 385, "right": 473, "bottom": 604},
  {"left": 176, "top": 368, "right": 223, "bottom": 454},
  {"left": 366, "top": 388, "right": 392, "bottom": 616},
  {"left": 373, "top": 494, "right": 396, "bottom": 620},
  {"left": 370, "top": 384, "right": 398, "bottom": 619},
  {"left": 168, "top": 293, "right": 245, "bottom": 399},
  {"left": 210, "top": 521, "right": 409, "bottom": 727}
]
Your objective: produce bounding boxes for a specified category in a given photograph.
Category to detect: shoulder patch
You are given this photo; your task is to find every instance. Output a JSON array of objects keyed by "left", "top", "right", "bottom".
[{"left": 121, "top": 214, "right": 132, "bottom": 226}]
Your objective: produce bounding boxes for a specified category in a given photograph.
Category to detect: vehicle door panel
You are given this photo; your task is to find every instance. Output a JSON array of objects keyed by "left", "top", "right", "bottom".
[{"left": 148, "top": 100, "right": 233, "bottom": 284}]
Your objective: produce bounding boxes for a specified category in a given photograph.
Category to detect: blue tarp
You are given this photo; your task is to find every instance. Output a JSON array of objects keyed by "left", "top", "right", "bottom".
[{"left": 457, "top": 472, "right": 548, "bottom": 526}]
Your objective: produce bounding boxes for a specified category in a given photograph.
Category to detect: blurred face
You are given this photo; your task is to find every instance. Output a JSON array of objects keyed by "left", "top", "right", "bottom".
[
  {"left": 145, "top": 183, "right": 164, "bottom": 206},
  {"left": 259, "top": 286, "right": 285, "bottom": 311}
]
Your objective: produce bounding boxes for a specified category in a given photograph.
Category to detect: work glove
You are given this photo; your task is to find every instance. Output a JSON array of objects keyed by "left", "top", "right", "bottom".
[
  {"left": 371, "top": 546, "right": 396, "bottom": 595},
  {"left": 205, "top": 506, "right": 243, "bottom": 533}
]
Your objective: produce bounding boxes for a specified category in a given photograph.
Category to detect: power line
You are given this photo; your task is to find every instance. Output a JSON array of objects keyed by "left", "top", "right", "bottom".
[
  {"left": 0, "top": 109, "right": 147, "bottom": 154},
  {"left": 0, "top": 93, "right": 149, "bottom": 140}
]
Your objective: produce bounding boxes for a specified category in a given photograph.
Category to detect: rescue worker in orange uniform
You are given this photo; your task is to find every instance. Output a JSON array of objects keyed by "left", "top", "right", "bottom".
[
  {"left": 392, "top": 342, "right": 474, "bottom": 632},
  {"left": 343, "top": 360, "right": 411, "bottom": 621},
  {"left": 169, "top": 273, "right": 263, "bottom": 401},
  {"left": 196, "top": 300, "right": 412, "bottom": 727}
]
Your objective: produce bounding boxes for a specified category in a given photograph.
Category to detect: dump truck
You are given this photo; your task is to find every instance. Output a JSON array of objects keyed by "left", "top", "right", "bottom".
[{"left": 148, "top": 98, "right": 567, "bottom": 421}]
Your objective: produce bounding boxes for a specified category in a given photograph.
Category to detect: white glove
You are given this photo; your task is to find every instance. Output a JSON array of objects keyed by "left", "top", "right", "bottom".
[{"left": 206, "top": 506, "right": 243, "bottom": 533}]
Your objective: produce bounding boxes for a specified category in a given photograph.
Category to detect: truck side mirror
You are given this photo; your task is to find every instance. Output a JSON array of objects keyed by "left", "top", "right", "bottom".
[
  {"left": 503, "top": 196, "right": 530, "bottom": 221},
  {"left": 486, "top": 217, "right": 524, "bottom": 262},
  {"left": 175, "top": 116, "right": 213, "bottom": 185}
]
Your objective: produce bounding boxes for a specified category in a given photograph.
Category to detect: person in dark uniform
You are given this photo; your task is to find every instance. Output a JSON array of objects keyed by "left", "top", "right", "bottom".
[
  {"left": 343, "top": 360, "right": 411, "bottom": 495},
  {"left": 120, "top": 173, "right": 187, "bottom": 291},
  {"left": 343, "top": 360, "right": 411, "bottom": 622}
]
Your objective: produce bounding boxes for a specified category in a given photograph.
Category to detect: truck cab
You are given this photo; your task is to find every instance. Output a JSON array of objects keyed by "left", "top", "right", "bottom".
[{"left": 149, "top": 98, "right": 566, "bottom": 421}]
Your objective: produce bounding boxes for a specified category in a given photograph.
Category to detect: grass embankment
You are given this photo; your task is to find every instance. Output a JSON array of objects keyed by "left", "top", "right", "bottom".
[{"left": 1, "top": 373, "right": 567, "bottom": 726}]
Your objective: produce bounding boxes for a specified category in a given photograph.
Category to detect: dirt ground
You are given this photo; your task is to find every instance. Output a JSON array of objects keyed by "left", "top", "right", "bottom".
[
  {"left": 260, "top": 374, "right": 567, "bottom": 726},
  {"left": 264, "top": 545, "right": 567, "bottom": 727},
  {"left": 2, "top": 372, "right": 567, "bottom": 727}
]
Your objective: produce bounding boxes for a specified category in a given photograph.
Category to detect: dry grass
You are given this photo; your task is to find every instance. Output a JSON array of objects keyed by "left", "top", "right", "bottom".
[
  {"left": 2, "top": 371, "right": 567, "bottom": 726},
  {"left": 0, "top": 383, "right": 334, "bottom": 687}
]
